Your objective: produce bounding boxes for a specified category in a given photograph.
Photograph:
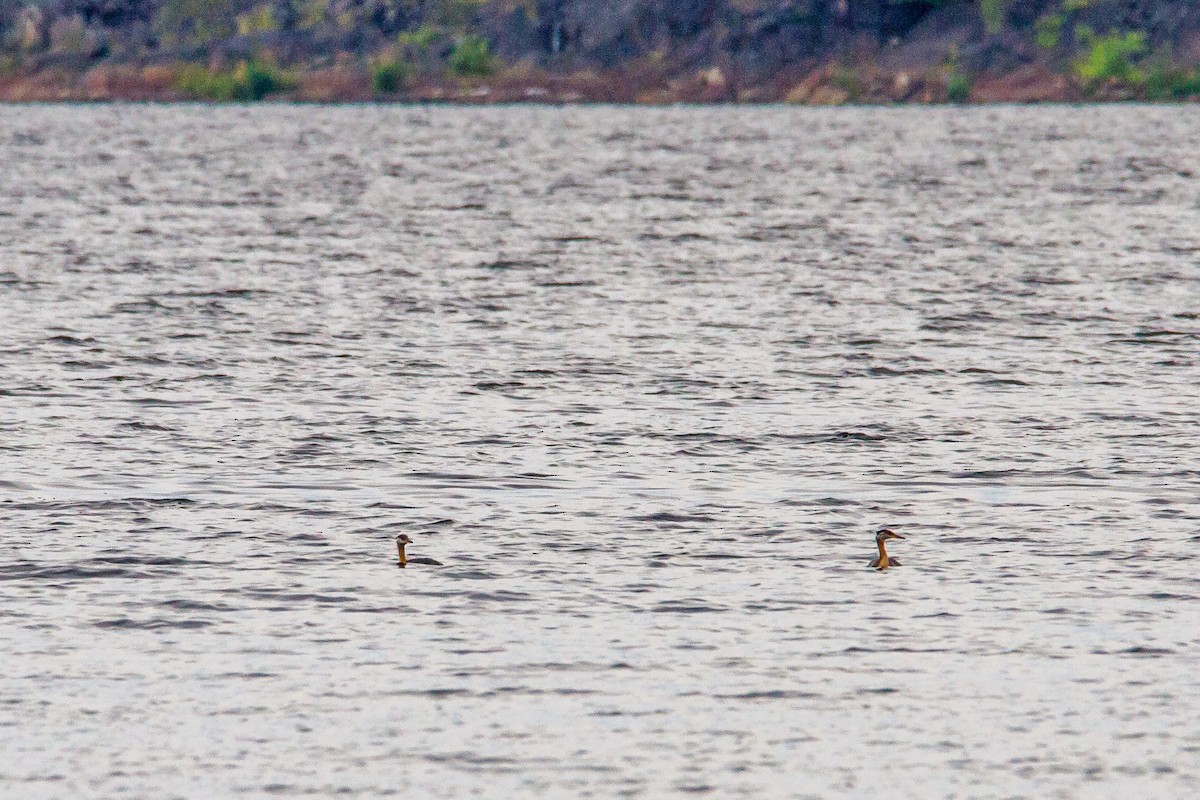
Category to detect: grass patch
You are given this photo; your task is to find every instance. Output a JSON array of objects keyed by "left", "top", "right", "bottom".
[{"left": 175, "top": 60, "right": 293, "bottom": 101}]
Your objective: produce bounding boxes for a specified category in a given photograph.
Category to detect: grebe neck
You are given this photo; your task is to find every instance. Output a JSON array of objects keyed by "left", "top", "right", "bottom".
[
  {"left": 876, "top": 539, "right": 889, "bottom": 569},
  {"left": 397, "top": 541, "right": 408, "bottom": 566}
]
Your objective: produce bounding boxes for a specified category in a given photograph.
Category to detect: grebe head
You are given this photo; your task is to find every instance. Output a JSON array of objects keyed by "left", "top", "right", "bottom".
[
  {"left": 396, "top": 534, "right": 413, "bottom": 545},
  {"left": 875, "top": 528, "right": 904, "bottom": 543}
]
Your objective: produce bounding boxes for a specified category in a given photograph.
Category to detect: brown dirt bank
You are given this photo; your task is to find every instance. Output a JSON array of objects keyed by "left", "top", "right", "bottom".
[
  {"left": 0, "top": 61, "right": 1159, "bottom": 104},
  {"left": 4, "top": 2, "right": 1200, "bottom": 104}
]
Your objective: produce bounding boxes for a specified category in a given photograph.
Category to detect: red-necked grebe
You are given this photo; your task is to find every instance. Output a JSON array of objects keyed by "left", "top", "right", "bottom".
[
  {"left": 870, "top": 528, "right": 904, "bottom": 570},
  {"left": 396, "top": 534, "right": 443, "bottom": 567}
]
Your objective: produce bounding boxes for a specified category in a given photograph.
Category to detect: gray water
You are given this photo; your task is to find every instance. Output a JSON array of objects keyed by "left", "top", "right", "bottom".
[{"left": 2, "top": 104, "right": 1199, "bottom": 799}]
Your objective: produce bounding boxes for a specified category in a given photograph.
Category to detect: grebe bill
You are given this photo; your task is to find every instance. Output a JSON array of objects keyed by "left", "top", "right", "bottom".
[
  {"left": 870, "top": 528, "right": 905, "bottom": 570},
  {"left": 396, "top": 534, "right": 443, "bottom": 567}
]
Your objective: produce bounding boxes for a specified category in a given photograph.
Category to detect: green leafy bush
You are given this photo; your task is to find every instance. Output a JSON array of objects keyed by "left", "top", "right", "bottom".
[
  {"left": 240, "top": 60, "right": 288, "bottom": 100},
  {"left": 237, "top": 6, "right": 280, "bottom": 35},
  {"left": 372, "top": 60, "right": 410, "bottom": 94},
  {"left": 947, "top": 70, "right": 971, "bottom": 102},
  {"left": 830, "top": 65, "right": 865, "bottom": 100},
  {"left": 431, "top": 0, "right": 487, "bottom": 29},
  {"left": 176, "top": 63, "right": 238, "bottom": 100},
  {"left": 175, "top": 61, "right": 292, "bottom": 101},
  {"left": 156, "top": 0, "right": 237, "bottom": 45},
  {"left": 299, "top": 0, "right": 330, "bottom": 28},
  {"left": 1143, "top": 63, "right": 1200, "bottom": 100},
  {"left": 399, "top": 25, "right": 442, "bottom": 50},
  {"left": 980, "top": 0, "right": 1006, "bottom": 34},
  {"left": 447, "top": 35, "right": 492, "bottom": 77},
  {"left": 1074, "top": 29, "right": 1148, "bottom": 85},
  {"left": 1034, "top": 13, "right": 1064, "bottom": 50}
]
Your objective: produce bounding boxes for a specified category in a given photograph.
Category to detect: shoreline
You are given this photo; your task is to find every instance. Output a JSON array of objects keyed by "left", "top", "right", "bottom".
[{"left": 0, "top": 63, "right": 1182, "bottom": 106}]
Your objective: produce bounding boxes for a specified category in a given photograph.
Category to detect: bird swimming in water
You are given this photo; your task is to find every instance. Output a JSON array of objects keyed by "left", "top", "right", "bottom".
[
  {"left": 870, "top": 528, "right": 904, "bottom": 570},
  {"left": 395, "top": 534, "right": 443, "bottom": 567}
]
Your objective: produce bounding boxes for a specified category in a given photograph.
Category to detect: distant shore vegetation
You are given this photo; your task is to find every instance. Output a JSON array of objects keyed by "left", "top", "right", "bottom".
[{"left": 2, "top": 1, "right": 1199, "bottom": 103}]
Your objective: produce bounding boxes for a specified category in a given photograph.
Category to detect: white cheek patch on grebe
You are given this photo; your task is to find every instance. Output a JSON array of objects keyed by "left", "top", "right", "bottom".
[{"left": 395, "top": 533, "right": 444, "bottom": 567}]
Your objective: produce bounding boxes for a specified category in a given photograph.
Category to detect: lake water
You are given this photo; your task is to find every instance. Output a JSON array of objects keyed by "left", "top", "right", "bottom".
[{"left": 2, "top": 104, "right": 1199, "bottom": 798}]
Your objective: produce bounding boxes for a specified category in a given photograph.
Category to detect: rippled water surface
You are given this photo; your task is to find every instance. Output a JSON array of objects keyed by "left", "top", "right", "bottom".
[{"left": 3, "top": 104, "right": 1200, "bottom": 798}]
